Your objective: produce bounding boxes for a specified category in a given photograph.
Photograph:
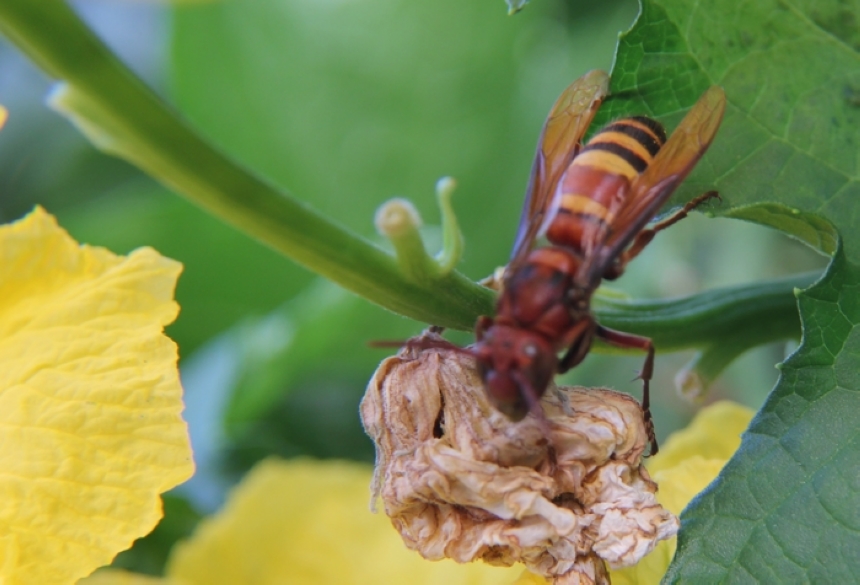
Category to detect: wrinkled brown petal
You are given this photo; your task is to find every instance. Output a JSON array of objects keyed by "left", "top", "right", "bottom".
[{"left": 360, "top": 333, "right": 678, "bottom": 584}]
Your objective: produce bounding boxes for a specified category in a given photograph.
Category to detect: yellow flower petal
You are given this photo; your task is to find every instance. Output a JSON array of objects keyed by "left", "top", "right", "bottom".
[
  {"left": 166, "top": 459, "right": 521, "bottom": 585},
  {"left": 0, "top": 208, "right": 194, "bottom": 584},
  {"left": 651, "top": 456, "right": 727, "bottom": 517},
  {"left": 647, "top": 401, "right": 753, "bottom": 475}
]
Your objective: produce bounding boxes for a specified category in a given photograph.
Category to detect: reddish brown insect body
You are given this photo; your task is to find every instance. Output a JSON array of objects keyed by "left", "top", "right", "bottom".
[{"left": 474, "top": 71, "right": 726, "bottom": 454}]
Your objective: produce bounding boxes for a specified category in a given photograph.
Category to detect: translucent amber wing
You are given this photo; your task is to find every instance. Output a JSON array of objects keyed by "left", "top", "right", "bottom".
[{"left": 509, "top": 70, "right": 609, "bottom": 267}]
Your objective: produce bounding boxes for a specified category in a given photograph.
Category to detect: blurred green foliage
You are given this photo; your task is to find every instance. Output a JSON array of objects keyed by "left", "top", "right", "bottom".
[{"left": 0, "top": 0, "right": 835, "bottom": 576}]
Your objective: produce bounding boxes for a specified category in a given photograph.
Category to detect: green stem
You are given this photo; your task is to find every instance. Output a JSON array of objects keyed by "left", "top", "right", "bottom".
[
  {"left": 592, "top": 271, "right": 815, "bottom": 352},
  {"left": 674, "top": 344, "right": 743, "bottom": 400},
  {"left": 592, "top": 271, "right": 815, "bottom": 394},
  {"left": 0, "top": 0, "right": 492, "bottom": 329},
  {"left": 434, "top": 177, "right": 464, "bottom": 274}
]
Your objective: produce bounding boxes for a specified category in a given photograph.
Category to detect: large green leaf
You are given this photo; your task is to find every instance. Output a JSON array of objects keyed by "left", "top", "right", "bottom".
[
  {"left": 668, "top": 247, "right": 860, "bottom": 582},
  {"left": 594, "top": 0, "right": 860, "bottom": 579},
  {"left": 597, "top": 0, "right": 857, "bottom": 257}
]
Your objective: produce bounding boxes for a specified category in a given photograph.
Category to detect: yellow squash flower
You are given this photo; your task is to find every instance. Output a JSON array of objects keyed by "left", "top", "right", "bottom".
[{"left": 0, "top": 206, "right": 193, "bottom": 584}]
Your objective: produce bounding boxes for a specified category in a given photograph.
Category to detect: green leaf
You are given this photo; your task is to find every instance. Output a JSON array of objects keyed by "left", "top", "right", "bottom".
[
  {"left": 594, "top": 0, "right": 860, "bottom": 579},
  {"left": 596, "top": 0, "right": 858, "bottom": 259},
  {"left": 666, "top": 246, "right": 860, "bottom": 582}
]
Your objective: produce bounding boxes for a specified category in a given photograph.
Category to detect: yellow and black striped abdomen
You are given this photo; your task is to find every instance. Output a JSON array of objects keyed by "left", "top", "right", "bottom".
[
  {"left": 543, "top": 116, "right": 667, "bottom": 251},
  {"left": 573, "top": 116, "right": 667, "bottom": 180}
]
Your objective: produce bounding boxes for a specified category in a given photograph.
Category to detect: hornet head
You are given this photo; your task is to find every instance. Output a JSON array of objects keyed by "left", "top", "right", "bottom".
[{"left": 473, "top": 324, "right": 558, "bottom": 421}]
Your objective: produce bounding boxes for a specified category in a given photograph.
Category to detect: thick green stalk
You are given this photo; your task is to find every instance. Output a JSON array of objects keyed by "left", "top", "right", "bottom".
[
  {"left": 592, "top": 272, "right": 815, "bottom": 391},
  {"left": 593, "top": 272, "right": 815, "bottom": 350}
]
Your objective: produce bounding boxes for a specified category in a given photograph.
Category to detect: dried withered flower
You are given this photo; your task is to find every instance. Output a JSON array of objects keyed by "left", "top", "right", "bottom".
[{"left": 360, "top": 332, "right": 678, "bottom": 585}]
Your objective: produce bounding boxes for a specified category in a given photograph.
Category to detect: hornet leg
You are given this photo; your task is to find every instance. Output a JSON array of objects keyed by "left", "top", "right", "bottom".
[
  {"left": 619, "top": 191, "right": 720, "bottom": 268},
  {"left": 595, "top": 325, "right": 658, "bottom": 456},
  {"left": 558, "top": 319, "right": 597, "bottom": 373}
]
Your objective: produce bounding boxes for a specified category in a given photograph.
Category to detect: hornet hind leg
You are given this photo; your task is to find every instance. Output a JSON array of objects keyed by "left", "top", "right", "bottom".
[
  {"left": 619, "top": 190, "right": 721, "bottom": 269},
  {"left": 595, "top": 325, "right": 658, "bottom": 456}
]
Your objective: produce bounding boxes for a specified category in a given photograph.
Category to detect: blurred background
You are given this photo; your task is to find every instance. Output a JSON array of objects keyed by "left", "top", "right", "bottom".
[{"left": 0, "top": 0, "right": 825, "bottom": 574}]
